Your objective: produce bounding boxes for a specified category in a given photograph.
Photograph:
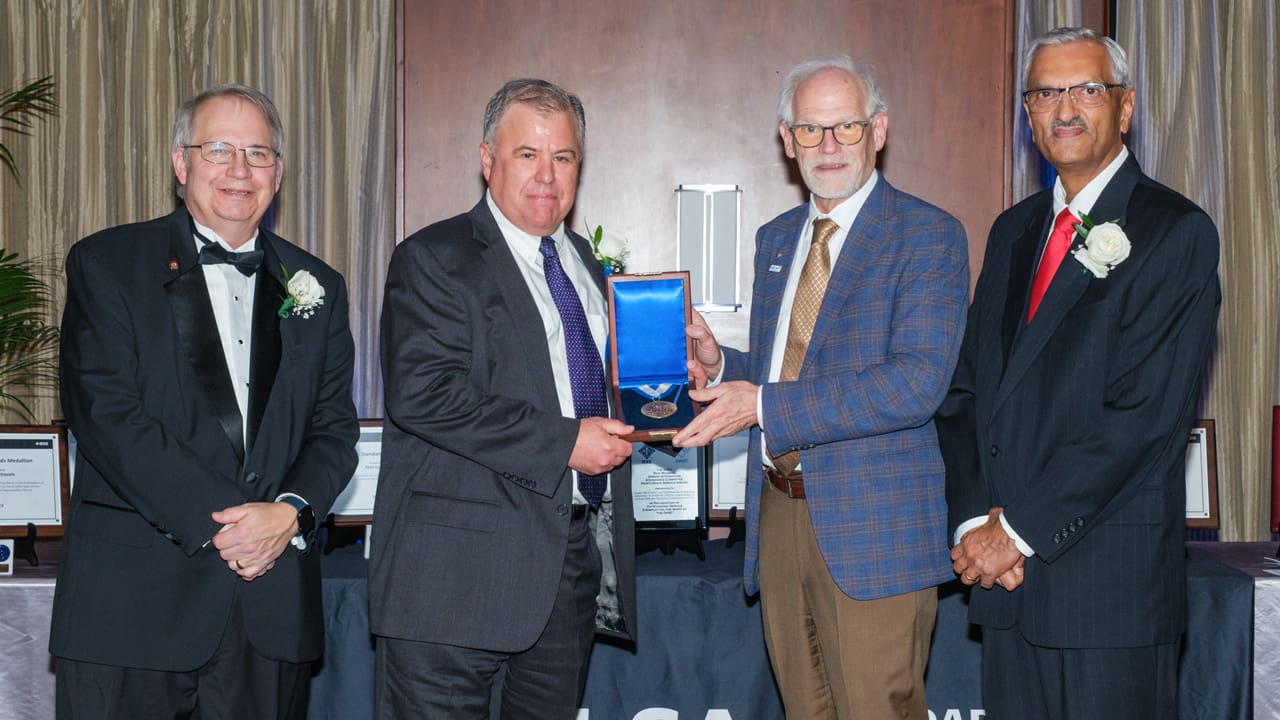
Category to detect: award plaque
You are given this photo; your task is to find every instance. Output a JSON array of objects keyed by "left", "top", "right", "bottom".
[{"left": 606, "top": 271, "right": 700, "bottom": 442}]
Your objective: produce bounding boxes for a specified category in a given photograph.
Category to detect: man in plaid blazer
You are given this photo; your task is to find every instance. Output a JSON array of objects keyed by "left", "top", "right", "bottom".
[{"left": 674, "top": 54, "right": 968, "bottom": 719}]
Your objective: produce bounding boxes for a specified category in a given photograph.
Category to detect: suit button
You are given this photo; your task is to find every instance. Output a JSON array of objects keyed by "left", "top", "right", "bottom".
[
  {"left": 244, "top": 471, "right": 260, "bottom": 484},
  {"left": 989, "top": 445, "right": 999, "bottom": 457},
  {"left": 556, "top": 504, "right": 569, "bottom": 516},
  {"left": 1053, "top": 532, "right": 1062, "bottom": 543}
]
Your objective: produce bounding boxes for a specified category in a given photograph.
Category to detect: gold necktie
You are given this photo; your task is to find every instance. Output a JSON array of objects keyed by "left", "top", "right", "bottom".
[{"left": 771, "top": 217, "right": 839, "bottom": 475}]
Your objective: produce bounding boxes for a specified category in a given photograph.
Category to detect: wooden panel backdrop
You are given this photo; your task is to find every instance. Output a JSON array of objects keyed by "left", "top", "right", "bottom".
[{"left": 398, "top": 0, "right": 1015, "bottom": 345}]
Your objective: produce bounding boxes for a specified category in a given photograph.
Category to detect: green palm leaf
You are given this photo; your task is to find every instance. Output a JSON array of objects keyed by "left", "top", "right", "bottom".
[
  {"left": 0, "top": 250, "right": 60, "bottom": 420},
  {"left": 0, "top": 75, "right": 58, "bottom": 179}
]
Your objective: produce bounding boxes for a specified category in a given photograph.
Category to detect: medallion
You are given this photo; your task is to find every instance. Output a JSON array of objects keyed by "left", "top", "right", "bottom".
[{"left": 640, "top": 400, "right": 679, "bottom": 419}]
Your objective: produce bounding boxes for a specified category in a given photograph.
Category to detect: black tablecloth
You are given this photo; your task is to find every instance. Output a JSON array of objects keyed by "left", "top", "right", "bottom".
[{"left": 310, "top": 540, "right": 1252, "bottom": 720}]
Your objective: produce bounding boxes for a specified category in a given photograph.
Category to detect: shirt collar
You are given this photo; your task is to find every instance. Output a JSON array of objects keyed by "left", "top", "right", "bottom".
[{"left": 1052, "top": 146, "right": 1129, "bottom": 218}]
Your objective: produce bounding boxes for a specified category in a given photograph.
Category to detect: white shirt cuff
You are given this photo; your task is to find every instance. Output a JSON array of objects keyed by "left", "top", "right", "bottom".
[
  {"left": 953, "top": 515, "right": 986, "bottom": 546},
  {"left": 998, "top": 511, "right": 1036, "bottom": 557},
  {"left": 706, "top": 351, "right": 726, "bottom": 387}
]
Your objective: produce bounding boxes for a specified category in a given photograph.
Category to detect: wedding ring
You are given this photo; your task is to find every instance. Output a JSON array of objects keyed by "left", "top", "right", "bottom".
[{"left": 235, "top": 559, "right": 244, "bottom": 570}]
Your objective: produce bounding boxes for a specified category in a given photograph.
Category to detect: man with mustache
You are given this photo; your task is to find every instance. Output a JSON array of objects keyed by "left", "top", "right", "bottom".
[
  {"left": 937, "top": 28, "right": 1220, "bottom": 718},
  {"left": 674, "top": 55, "right": 968, "bottom": 719}
]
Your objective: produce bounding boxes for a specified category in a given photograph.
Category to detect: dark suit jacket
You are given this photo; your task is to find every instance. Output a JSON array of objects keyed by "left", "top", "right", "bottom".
[
  {"left": 723, "top": 178, "right": 969, "bottom": 601},
  {"left": 51, "top": 208, "right": 360, "bottom": 670},
  {"left": 369, "top": 200, "right": 636, "bottom": 652},
  {"left": 937, "top": 155, "right": 1221, "bottom": 648}
]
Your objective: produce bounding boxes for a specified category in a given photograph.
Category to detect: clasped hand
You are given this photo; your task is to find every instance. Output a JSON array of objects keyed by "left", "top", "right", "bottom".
[
  {"left": 211, "top": 501, "right": 298, "bottom": 581},
  {"left": 951, "top": 507, "right": 1025, "bottom": 591}
]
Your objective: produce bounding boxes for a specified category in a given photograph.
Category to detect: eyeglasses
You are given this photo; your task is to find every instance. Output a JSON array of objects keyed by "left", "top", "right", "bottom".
[
  {"left": 1022, "top": 83, "right": 1125, "bottom": 112},
  {"left": 787, "top": 120, "right": 870, "bottom": 148},
  {"left": 183, "top": 141, "right": 279, "bottom": 168}
]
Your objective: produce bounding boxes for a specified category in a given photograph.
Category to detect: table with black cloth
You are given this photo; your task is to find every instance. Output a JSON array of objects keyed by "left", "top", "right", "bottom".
[{"left": 309, "top": 540, "right": 1253, "bottom": 720}]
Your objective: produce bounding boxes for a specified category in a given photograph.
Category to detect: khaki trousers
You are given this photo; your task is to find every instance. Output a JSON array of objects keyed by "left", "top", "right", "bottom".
[{"left": 758, "top": 482, "right": 937, "bottom": 720}]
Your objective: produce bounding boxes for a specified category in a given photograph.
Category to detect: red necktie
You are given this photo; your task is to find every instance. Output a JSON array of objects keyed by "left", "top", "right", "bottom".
[{"left": 1027, "top": 208, "right": 1079, "bottom": 322}]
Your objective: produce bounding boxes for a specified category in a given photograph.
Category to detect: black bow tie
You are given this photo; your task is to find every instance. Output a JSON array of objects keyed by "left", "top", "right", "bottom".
[
  {"left": 192, "top": 223, "right": 263, "bottom": 277},
  {"left": 198, "top": 242, "right": 264, "bottom": 277}
]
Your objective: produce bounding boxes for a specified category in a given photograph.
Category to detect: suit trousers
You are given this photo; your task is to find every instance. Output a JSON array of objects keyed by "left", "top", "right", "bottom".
[
  {"left": 758, "top": 482, "right": 937, "bottom": 720},
  {"left": 981, "top": 625, "right": 1178, "bottom": 720},
  {"left": 375, "top": 505, "right": 601, "bottom": 720},
  {"left": 54, "top": 596, "right": 311, "bottom": 720}
]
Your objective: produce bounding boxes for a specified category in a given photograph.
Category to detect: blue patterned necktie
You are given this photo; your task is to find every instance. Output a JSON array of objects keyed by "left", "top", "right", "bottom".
[{"left": 539, "top": 236, "right": 608, "bottom": 507}]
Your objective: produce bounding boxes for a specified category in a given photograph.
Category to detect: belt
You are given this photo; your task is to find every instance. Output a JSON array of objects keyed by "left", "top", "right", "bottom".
[{"left": 765, "top": 467, "right": 805, "bottom": 498}]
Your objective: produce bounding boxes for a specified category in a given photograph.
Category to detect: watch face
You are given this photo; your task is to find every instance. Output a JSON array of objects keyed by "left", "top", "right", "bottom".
[{"left": 298, "top": 505, "right": 316, "bottom": 536}]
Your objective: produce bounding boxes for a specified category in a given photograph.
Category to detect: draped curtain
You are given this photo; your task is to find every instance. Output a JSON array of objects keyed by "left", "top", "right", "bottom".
[
  {"left": 1014, "top": 1, "right": 1280, "bottom": 540},
  {"left": 0, "top": 0, "right": 394, "bottom": 422},
  {"left": 1118, "top": 1, "right": 1280, "bottom": 540}
]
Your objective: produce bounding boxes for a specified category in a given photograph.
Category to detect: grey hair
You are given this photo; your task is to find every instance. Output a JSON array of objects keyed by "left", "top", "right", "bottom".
[
  {"left": 1022, "top": 27, "right": 1130, "bottom": 88},
  {"left": 172, "top": 84, "right": 284, "bottom": 198},
  {"left": 482, "top": 78, "right": 585, "bottom": 152},
  {"left": 776, "top": 55, "right": 887, "bottom": 125}
]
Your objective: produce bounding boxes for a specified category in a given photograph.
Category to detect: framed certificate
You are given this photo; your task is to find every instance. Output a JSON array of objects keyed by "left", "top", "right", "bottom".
[
  {"left": 1185, "top": 419, "right": 1219, "bottom": 529},
  {"left": 329, "top": 419, "right": 382, "bottom": 525},
  {"left": 0, "top": 424, "right": 71, "bottom": 536},
  {"left": 631, "top": 442, "right": 704, "bottom": 530}
]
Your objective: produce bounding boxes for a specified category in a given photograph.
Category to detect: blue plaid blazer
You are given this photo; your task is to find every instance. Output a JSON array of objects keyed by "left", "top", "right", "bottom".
[{"left": 724, "top": 178, "right": 968, "bottom": 600}]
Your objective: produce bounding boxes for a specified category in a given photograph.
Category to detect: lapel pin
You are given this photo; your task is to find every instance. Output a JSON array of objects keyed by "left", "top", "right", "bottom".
[
  {"left": 768, "top": 264, "right": 783, "bottom": 273},
  {"left": 168, "top": 260, "right": 179, "bottom": 271}
]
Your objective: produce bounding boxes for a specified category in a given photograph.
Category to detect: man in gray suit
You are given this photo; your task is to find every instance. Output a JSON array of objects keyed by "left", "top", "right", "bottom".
[{"left": 369, "top": 78, "right": 636, "bottom": 719}]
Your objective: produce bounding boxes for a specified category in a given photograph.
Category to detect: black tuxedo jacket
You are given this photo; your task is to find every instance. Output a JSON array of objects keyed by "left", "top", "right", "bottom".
[
  {"left": 937, "top": 156, "right": 1220, "bottom": 648},
  {"left": 369, "top": 200, "right": 636, "bottom": 651},
  {"left": 51, "top": 208, "right": 359, "bottom": 670}
]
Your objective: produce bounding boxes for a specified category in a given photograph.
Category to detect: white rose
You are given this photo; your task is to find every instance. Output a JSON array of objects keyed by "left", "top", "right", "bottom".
[
  {"left": 1073, "top": 222, "right": 1130, "bottom": 279},
  {"left": 595, "top": 228, "right": 629, "bottom": 261},
  {"left": 288, "top": 270, "right": 325, "bottom": 308}
]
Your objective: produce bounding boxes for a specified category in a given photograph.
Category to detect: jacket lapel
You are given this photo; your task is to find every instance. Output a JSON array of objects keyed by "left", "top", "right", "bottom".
[
  {"left": 163, "top": 210, "right": 246, "bottom": 464},
  {"left": 246, "top": 236, "right": 285, "bottom": 455},
  {"left": 469, "top": 201, "right": 564, "bottom": 414},
  {"left": 754, "top": 207, "right": 806, "bottom": 382},
  {"left": 807, "top": 182, "right": 890, "bottom": 362}
]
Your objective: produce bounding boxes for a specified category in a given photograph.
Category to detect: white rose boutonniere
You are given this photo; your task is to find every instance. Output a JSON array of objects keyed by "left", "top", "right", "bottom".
[
  {"left": 1071, "top": 215, "right": 1130, "bottom": 279},
  {"left": 587, "top": 224, "right": 629, "bottom": 277},
  {"left": 277, "top": 265, "right": 326, "bottom": 318}
]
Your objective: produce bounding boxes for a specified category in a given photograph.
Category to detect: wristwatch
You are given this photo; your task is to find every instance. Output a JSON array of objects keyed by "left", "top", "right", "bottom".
[{"left": 279, "top": 495, "right": 316, "bottom": 551}]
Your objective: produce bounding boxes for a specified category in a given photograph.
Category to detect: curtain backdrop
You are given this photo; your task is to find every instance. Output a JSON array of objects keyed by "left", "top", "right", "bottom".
[
  {"left": 0, "top": 0, "right": 395, "bottom": 422},
  {"left": 1119, "top": 1, "right": 1280, "bottom": 540}
]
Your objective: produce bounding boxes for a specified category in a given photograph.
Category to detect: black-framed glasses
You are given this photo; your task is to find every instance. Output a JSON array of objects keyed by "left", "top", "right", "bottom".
[
  {"left": 183, "top": 141, "right": 279, "bottom": 168},
  {"left": 787, "top": 120, "right": 870, "bottom": 148},
  {"left": 1022, "top": 83, "right": 1125, "bottom": 112}
]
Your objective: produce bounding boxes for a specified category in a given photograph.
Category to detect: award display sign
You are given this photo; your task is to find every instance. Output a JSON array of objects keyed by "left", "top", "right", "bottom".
[
  {"left": 0, "top": 425, "right": 70, "bottom": 537},
  {"left": 330, "top": 419, "right": 383, "bottom": 525},
  {"left": 606, "top": 271, "right": 699, "bottom": 442}
]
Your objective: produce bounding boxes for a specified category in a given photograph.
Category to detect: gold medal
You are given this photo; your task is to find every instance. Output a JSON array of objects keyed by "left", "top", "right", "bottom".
[{"left": 640, "top": 400, "right": 678, "bottom": 419}]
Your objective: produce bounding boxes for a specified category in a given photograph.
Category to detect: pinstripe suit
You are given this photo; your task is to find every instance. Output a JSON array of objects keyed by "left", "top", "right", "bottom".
[
  {"left": 725, "top": 177, "right": 968, "bottom": 600},
  {"left": 937, "top": 156, "right": 1220, "bottom": 716}
]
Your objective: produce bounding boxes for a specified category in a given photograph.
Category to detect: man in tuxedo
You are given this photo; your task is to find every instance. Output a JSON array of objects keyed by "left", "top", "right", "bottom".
[
  {"left": 672, "top": 56, "right": 969, "bottom": 719},
  {"left": 937, "top": 28, "right": 1221, "bottom": 718},
  {"left": 52, "top": 85, "right": 360, "bottom": 719},
  {"left": 369, "top": 78, "right": 636, "bottom": 719}
]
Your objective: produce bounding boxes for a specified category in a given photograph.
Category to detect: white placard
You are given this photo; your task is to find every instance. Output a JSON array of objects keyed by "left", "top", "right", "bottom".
[
  {"left": 1185, "top": 425, "right": 1211, "bottom": 520},
  {"left": 330, "top": 423, "right": 382, "bottom": 518},
  {"left": 0, "top": 432, "right": 64, "bottom": 526},
  {"left": 710, "top": 430, "right": 749, "bottom": 511},
  {"left": 631, "top": 443, "right": 701, "bottom": 523}
]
